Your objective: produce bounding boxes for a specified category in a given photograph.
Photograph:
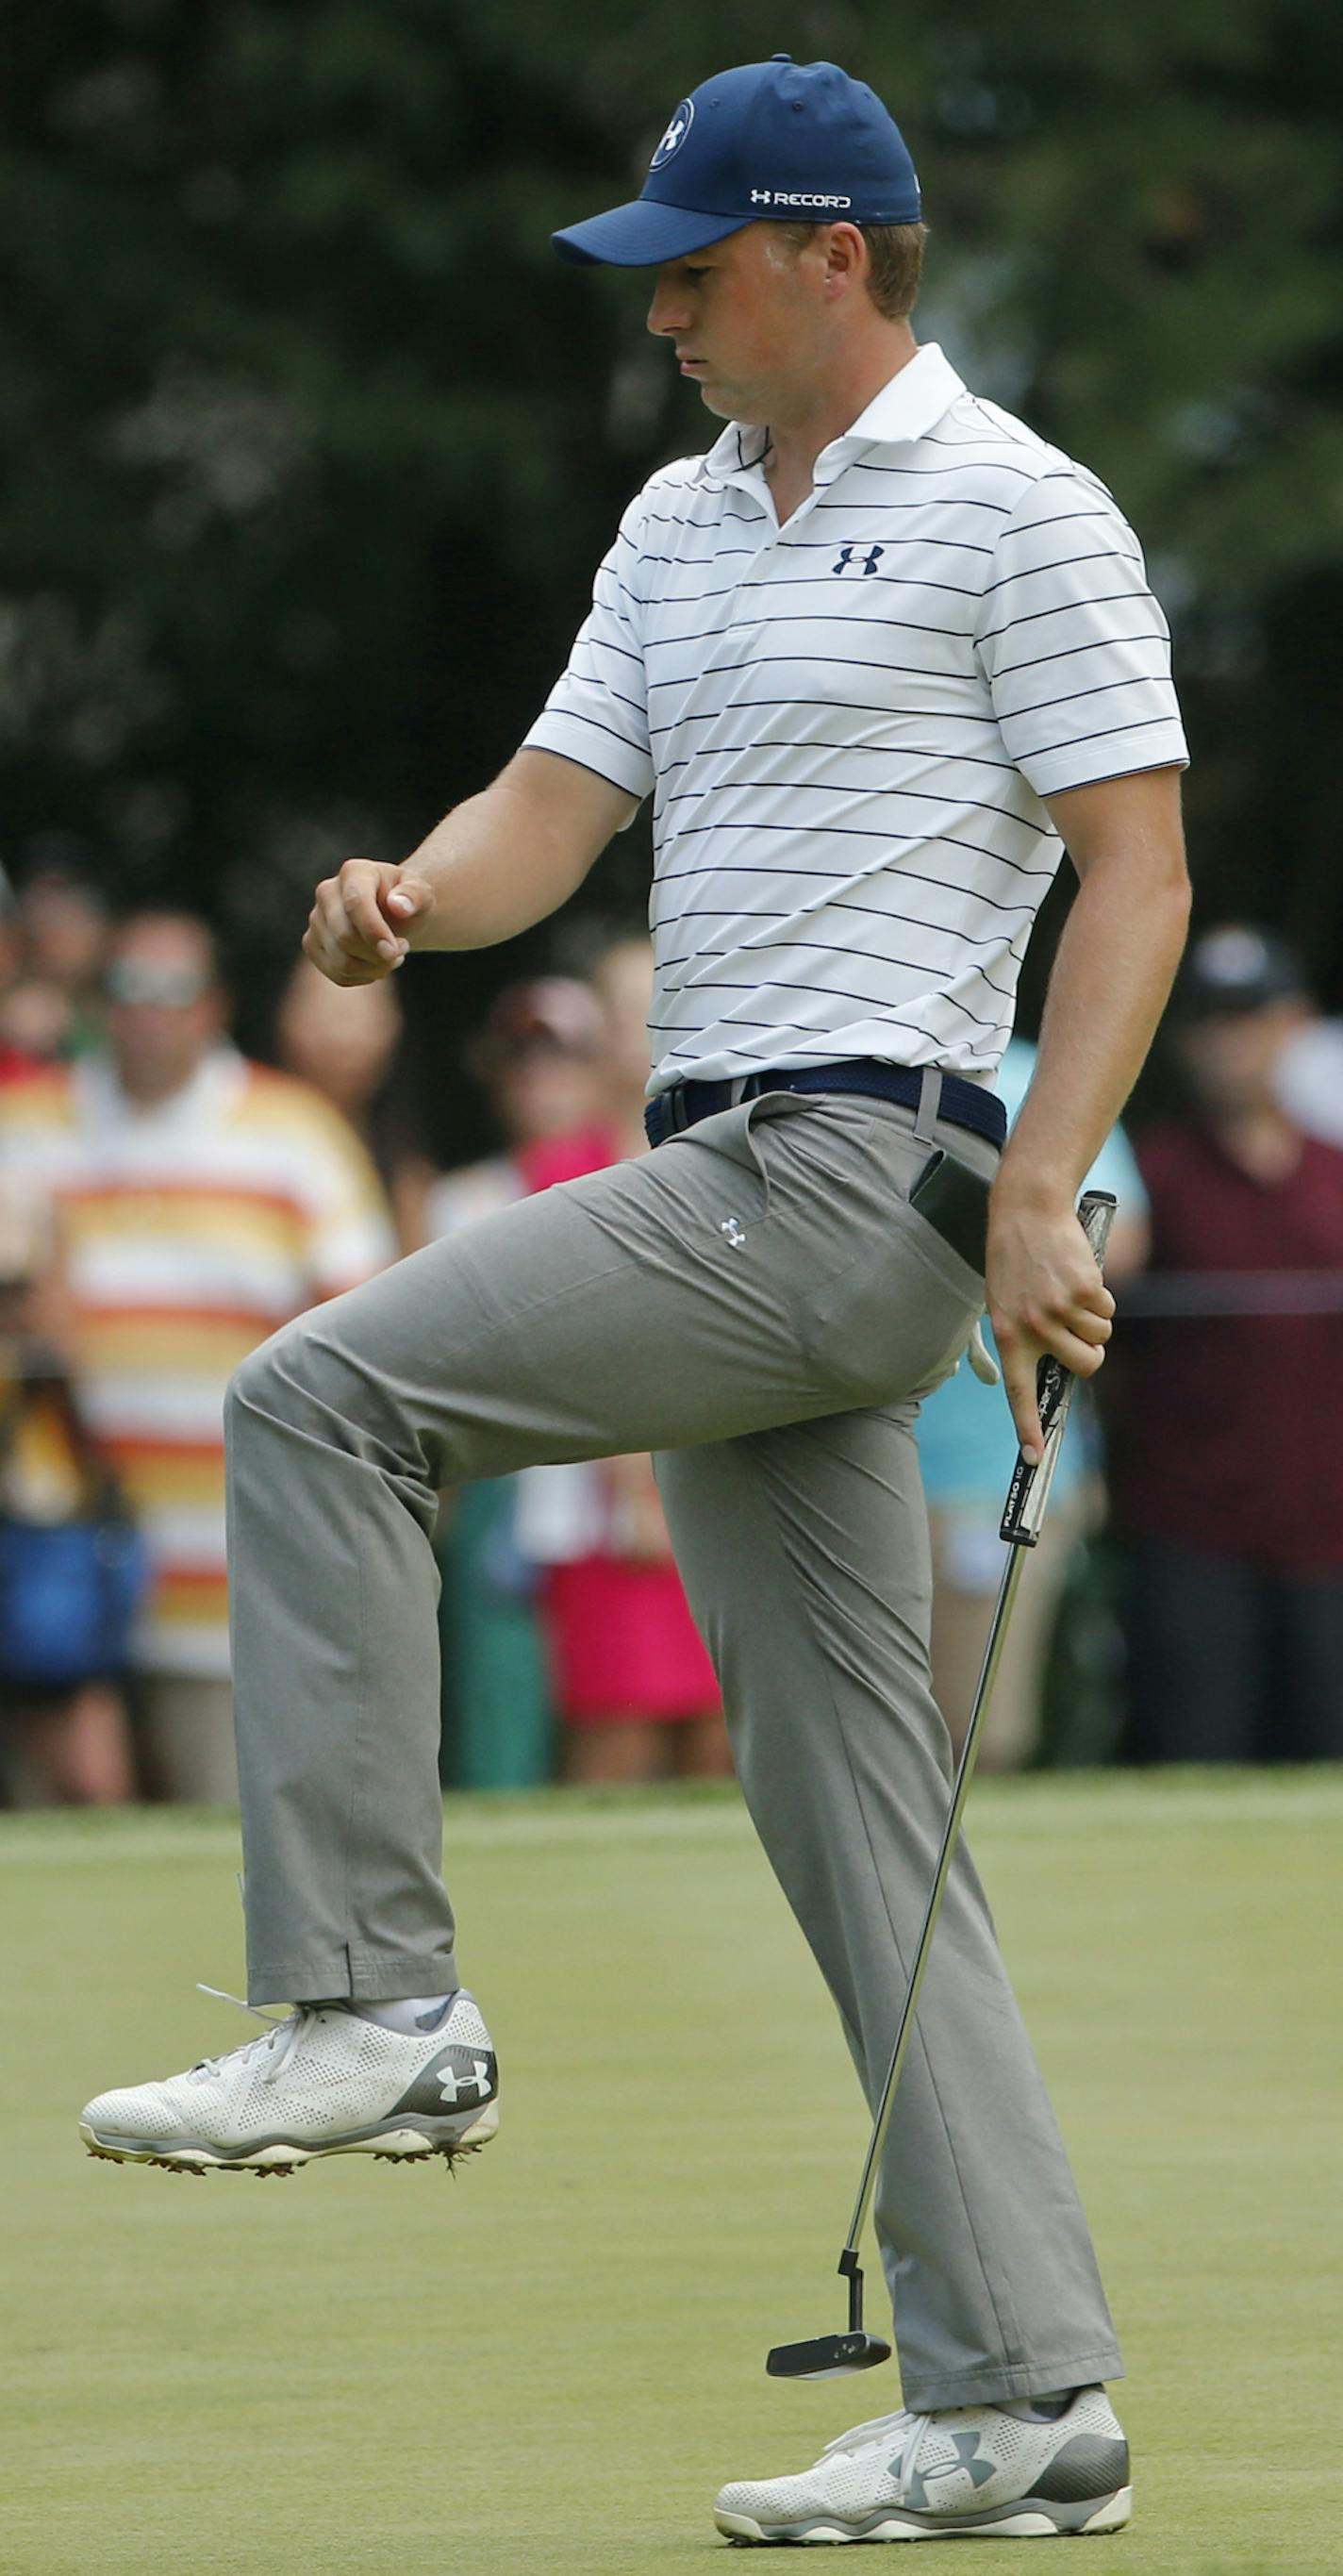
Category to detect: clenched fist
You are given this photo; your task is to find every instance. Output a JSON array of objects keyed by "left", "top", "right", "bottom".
[{"left": 304, "top": 857, "right": 436, "bottom": 986}]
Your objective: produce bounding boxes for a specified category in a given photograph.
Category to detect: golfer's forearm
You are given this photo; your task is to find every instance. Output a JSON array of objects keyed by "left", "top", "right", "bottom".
[
  {"left": 404, "top": 753, "right": 632, "bottom": 951},
  {"left": 999, "top": 831, "right": 1189, "bottom": 1208},
  {"left": 402, "top": 783, "right": 588, "bottom": 951}
]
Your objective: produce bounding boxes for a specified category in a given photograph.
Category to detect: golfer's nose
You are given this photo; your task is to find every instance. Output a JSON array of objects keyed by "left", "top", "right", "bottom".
[{"left": 647, "top": 271, "right": 689, "bottom": 337}]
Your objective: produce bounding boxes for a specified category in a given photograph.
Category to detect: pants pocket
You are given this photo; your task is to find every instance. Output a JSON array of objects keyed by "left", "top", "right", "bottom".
[{"left": 804, "top": 1207, "right": 986, "bottom": 1409}]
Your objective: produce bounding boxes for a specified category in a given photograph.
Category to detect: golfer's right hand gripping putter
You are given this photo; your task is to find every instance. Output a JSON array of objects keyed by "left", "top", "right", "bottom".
[{"left": 766, "top": 1191, "right": 1117, "bottom": 2384}]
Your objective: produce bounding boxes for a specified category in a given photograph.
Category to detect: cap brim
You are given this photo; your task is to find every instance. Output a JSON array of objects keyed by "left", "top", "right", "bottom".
[
  {"left": 553, "top": 200, "right": 752, "bottom": 268},
  {"left": 1182, "top": 986, "right": 1292, "bottom": 1018}
]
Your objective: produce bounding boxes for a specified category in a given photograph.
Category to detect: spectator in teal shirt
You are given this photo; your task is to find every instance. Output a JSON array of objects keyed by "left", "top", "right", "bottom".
[{"left": 917, "top": 1036, "right": 1148, "bottom": 1769}]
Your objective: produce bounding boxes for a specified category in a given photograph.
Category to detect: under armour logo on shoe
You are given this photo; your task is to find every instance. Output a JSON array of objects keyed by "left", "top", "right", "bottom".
[
  {"left": 895, "top": 2430, "right": 996, "bottom": 2511},
  {"left": 833, "top": 543, "right": 886, "bottom": 576},
  {"left": 438, "top": 2056, "right": 490, "bottom": 2107}
]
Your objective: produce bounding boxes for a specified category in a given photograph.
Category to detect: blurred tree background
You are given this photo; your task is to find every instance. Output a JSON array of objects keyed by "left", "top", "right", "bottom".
[{"left": 3, "top": 0, "right": 1341, "bottom": 1146}]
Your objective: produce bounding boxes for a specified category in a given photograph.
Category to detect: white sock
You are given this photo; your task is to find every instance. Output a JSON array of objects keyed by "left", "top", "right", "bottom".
[{"left": 347, "top": 1993, "right": 456, "bottom": 2035}]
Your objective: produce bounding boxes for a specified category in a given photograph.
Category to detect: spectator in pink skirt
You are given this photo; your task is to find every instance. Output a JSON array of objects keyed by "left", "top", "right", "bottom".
[{"left": 529, "top": 938, "right": 730, "bottom": 1785}]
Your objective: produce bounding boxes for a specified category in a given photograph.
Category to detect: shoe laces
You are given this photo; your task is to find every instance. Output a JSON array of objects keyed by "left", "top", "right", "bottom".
[
  {"left": 821, "top": 2406, "right": 924, "bottom": 2463},
  {"left": 188, "top": 1986, "right": 316, "bottom": 2086}
]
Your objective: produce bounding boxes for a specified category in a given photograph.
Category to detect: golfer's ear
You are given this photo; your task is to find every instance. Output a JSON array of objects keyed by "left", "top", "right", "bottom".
[{"left": 821, "top": 223, "right": 867, "bottom": 300}]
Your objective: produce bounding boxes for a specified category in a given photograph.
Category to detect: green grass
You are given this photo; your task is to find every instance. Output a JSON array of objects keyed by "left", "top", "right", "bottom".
[{"left": 4, "top": 1772, "right": 1341, "bottom": 2573}]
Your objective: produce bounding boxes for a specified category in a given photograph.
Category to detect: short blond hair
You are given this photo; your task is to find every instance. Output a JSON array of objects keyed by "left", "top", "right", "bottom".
[{"left": 772, "top": 220, "right": 927, "bottom": 322}]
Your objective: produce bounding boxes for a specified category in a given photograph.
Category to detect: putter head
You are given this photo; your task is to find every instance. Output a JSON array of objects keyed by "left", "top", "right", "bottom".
[{"left": 766, "top": 2330, "right": 893, "bottom": 2382}]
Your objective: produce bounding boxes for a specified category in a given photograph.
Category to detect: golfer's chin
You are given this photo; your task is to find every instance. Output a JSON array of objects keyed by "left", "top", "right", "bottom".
[{"left": 695, "top": 378, "right": 766, "bottom": 428}]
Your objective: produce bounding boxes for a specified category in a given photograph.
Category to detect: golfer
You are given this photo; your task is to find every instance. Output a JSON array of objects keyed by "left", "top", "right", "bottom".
[{"left": 82, "top": 57, "right": 1190, "bottom": 2545}]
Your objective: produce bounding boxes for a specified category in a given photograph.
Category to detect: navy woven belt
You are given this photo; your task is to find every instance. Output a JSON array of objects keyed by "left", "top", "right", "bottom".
[{"left": 644, "top": 1059, "right": 1006, "bottom": 1152}]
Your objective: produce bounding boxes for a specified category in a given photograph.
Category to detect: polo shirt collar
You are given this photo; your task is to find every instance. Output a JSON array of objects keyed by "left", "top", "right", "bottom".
[
  {"left": 696, "top": 420, "right": 771, "bottom": 490},
  {"left": 695, "top": 342, "right": 966, "bottom": 493},
  {"left": 77, "top": 1041, "right": 246, "bottom": 1137},
  {"left": 830, "top": 341, "right": 966, "bottom": 456}
]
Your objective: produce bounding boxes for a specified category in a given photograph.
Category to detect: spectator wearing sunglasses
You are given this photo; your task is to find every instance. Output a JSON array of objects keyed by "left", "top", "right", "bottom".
[{"left": 0, "top": 911, "right": 394, "bottom": 1802}]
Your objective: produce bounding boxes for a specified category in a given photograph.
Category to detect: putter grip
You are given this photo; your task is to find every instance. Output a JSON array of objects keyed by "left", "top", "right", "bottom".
[{"left": 1000, "top": 1189, "right": 1117, "bottom": 1547}]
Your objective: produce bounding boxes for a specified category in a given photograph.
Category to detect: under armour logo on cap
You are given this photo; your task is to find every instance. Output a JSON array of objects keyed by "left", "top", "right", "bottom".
[{"left": 651, "top": 101, "right": 694, "bottom": 169}]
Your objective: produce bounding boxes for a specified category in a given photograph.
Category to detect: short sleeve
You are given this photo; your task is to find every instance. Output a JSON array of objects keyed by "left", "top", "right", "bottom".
[
  {"left": 522, "top": 493, "right": 655, "bottom": 802},
  {"left": 290, "top": 1101, "right": 396, "bottom": 1297},
  {"left": 975, "top": 465, "right": 1188, "bottom": 797}
]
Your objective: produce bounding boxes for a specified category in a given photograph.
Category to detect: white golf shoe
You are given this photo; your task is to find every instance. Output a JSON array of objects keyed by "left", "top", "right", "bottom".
[
  {"left": 79, "top": 1990, "right": 498, "bottom": 2176},
  {"left": 714, "top": 2387, "right": 1131, "bottom": 2544}
]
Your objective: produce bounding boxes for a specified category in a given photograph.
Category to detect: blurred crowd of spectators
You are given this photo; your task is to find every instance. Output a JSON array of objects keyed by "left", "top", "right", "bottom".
[{"left": 0, "top": 849, "right": 1337, "bottom": 1807}]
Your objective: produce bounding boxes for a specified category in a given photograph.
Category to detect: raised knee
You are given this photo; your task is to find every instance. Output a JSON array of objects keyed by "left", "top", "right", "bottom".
[{"left": 227, "top": 1315, "right": 323, "bottom": 1432}]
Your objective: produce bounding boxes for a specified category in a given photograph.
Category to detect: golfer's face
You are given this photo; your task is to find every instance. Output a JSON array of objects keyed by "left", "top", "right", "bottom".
[{"left": 646, "top": 224, "right": 818, "bottom": 424}]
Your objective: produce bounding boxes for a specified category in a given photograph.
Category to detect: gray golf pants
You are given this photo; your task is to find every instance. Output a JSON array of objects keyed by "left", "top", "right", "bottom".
[{"left": 225, "top": 1089, "right": 1121, "bottom": 2410}]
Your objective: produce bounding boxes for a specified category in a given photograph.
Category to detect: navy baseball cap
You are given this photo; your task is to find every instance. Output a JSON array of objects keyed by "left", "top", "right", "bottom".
[
  {"left": 1179, "top": 925, "right": 1310, "bottom": 1018},
  {"left": 554, "top": 55, "right": 920, "bottom": 269}
]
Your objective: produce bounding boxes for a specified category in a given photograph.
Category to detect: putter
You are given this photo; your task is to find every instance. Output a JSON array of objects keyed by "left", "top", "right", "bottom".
[{"left": 767, "top": 1188, "right": 1118, "bottom": 2383}]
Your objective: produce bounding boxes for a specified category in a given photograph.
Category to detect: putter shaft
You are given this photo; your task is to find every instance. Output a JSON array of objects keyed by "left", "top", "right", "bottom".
[{"left": 828, "top": 1189, "right": 1117, "bottom": 2348}]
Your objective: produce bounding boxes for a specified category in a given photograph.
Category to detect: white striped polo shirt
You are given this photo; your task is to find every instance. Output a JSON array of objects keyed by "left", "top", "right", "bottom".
[{"left": 524, "top": 341, "right": 1187, "bottom": 1098}]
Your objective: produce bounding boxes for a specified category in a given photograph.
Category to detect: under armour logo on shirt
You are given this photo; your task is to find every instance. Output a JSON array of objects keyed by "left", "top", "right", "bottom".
[{"left": 833, "top": 543, "right": 886, "bottom": 576}]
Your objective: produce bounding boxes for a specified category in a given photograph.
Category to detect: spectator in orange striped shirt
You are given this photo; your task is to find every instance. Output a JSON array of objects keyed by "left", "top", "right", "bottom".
[{"left": 0, "top": 912, "right": 395, "bottom": 1802}]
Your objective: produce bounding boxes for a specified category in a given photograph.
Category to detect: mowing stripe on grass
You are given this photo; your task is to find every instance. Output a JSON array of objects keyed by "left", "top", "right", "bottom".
[{"left": 4, "top": 1770, "right": 1343, "bottom": 1870}]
